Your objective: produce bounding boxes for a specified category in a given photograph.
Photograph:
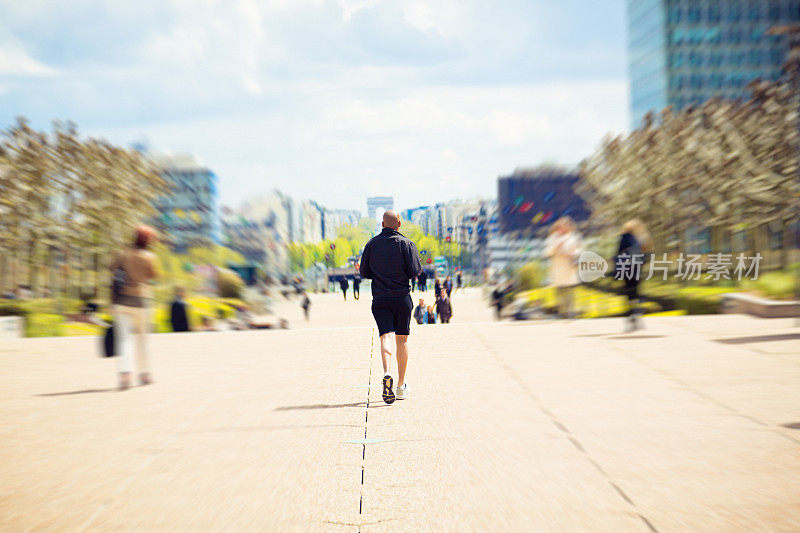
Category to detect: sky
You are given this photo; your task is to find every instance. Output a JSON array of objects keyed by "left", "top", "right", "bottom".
[{"left": 0, "top": 0, "right": 628, "bottom": 214}]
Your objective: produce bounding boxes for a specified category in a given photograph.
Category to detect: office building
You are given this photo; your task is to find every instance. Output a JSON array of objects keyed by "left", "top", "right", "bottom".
[
  {"left": 221, "top": 191, "right": 292, "bottom": 272},
  {"left": 628, "top": 0, "right": 800, "bottom": 127},
  {"left": 497, "top": 167, "right": 590, "bottom": 237},
  {"left": 149, "top": 152, "right": 220, "bottom": 252}
]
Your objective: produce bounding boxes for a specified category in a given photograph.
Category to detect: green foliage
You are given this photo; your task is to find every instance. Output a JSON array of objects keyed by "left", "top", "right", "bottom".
[
  {"left": 741, "top": 271, "right": 797, "bottom": 301},
  {"left": 217, "top": 269, "right": 244, "bottom": 298},
  {"left": 25, "top": 313, "right": 64, "bottom": 337},
  {"left": 286, "top": 219, "right": 461, "bottom": 272},
  {"left": 515, "top": 261, "right": 547, "bottom": 292}
]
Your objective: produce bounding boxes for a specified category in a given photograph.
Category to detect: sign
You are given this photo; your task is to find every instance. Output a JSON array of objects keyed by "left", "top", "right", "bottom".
[
  {"left": 434, "top": 256, "right": 446, "bottom": 266},
  {"left": 447, "top": 226, "right": 453, "bottom": 233},
  {"left": 420, "top": 250, "right": 427, "bottom": 255},
  {"left": 324, "top": 253, "right": 330, "bottom": 261},
  {"left": 330, "top": 243, "right": 336, "bottom": 250},
  {"left": 445, "top": 236, "right": 451, "bottom": 242},
  {"left": 427, "top": 258, "right": 433, "bottom": 264}
]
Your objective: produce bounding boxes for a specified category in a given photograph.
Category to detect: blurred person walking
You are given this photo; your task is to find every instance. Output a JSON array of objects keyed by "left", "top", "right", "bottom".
[
  {"left": 445, "top": 276, "right": 453, "bottom": 298},
  {"left": 614, "top": 219, "right": 652, "bottom": 332},
  {"left": 170, "top": 287, "right": 191, "bottom": 332},
  {"left": 418, "top": 269, "right": 427, "bottom": 292},
  {"left": 359, "top": 210, "right": 422, "bottom": 403},
  {"left": 436, "top": 289, "right": 453, "bottom": 324},
  {"left": 353, "top": 274, "right": 361, "bottom": 300},
  {"left": 413, "top": 298, "right": 427, "bottom": 324},
  {"left": 456, "top": 271, "right": 463, "bottom": 292},
  {"left": 300, "top": 292, "right": 311, "bottom": 321},
  {"left": 434, "top": 276, "right": 442, "bottom": 298},
  {"left": 545, "top": 216, "right": 582, "bottom": 319},
  {"left": 411, "top": 275, "right": 417, "bottom": 292},
  {"left": 110, "top": 225, "right": 159, "bottom": 390},
  {"left": 339, "top": 276, "right": 349, "bottom": 301}
]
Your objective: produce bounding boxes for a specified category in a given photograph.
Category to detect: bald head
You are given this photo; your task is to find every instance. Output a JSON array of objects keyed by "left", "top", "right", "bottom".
[{"left": 382, "top": 210, "right": 401, "bottom": 230}]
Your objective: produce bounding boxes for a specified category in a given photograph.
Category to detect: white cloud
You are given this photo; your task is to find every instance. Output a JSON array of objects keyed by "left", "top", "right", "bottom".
[
  {"left": 1, "top": 0, "right": 628, "bottom": 213},
  {"left": 0, "top": 45, "right": 55, "bottom": 77}
]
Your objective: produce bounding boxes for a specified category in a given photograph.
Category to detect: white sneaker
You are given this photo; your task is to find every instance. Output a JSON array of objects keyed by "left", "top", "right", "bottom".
[{"left": 395, "top": 382, "right": 410, "bottom": 400}]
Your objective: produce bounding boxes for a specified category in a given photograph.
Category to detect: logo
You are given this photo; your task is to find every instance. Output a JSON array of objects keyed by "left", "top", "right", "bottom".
[{"left": 578, "top": 251, "right": 608, "bottom": 282}]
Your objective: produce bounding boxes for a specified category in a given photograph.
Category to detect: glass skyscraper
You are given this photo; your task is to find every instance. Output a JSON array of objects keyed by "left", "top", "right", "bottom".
[{"left": 628, "top": 0, "right": 800, "bottom": 128}]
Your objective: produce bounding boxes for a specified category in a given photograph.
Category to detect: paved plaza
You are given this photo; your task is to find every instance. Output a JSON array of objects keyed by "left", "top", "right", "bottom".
[{"left": 1, "top": 289, "right": 799, "bottom": 531}]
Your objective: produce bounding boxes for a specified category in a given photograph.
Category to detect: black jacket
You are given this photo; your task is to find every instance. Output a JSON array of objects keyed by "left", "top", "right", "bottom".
[
  {"left": 170, "top": 300, "right": 190, "bottom": 332},
  {"left": 435, "top": 296, "right": 452, "bottom": 320},
  {"left": 359, "top": 228, "right": 423, "bottom": 298}
]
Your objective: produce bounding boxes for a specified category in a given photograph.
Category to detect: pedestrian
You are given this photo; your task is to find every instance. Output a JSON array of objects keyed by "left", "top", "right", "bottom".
[
  {"left": 445, "top": 276, "right": 453, "bottom": 298},
  {"left": 426, "top": 305, "right": 436, "bottom": 324},
  {"left": 339, "top": 276, "right": 349, "bottom": 301},
  {"left": 110, "top": 225, "right": 159, "bottom": 390},
  {"left": 169, "top": 287, "right": 191, "bottom": 332},
  {"left": 359, "top": 210, "right": 422, "bottom": 404},
  {"left": 491, "top": 284, "right": 506, "bottom": 320},
  {"left": 300, "top": 292, "right": 311, "bottom": 321},
  {"left": 434, "top": 276, "right": 441, "bottom": 298},
  {"left": 413, "top": 298, "right": 427, "bottom": 324},
  {"left": 353, "top": 274, "right": 361, "bottom": 300},
  {"left": 545, "top": 216, "right": 582, "bottom": 319},
  {"left": 418, "top": 269, "right": 427, "bottom": 292},
  {"left": 615, "top": 218, "right": 652, "bottom": 332},
  {"left": 411, "top": 275, "right": 417, "bottom": 292},
  {"left": 456, "top": 271, "right": 463, "bottom": 292},
  {"left": 435, "top": 289, "right": 453, "bottom": 323}
]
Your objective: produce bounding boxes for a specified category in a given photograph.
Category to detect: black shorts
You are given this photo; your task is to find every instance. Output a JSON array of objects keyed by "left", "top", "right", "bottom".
[{"left": 371, "top": 295, "right": 413, "bottom": 336}]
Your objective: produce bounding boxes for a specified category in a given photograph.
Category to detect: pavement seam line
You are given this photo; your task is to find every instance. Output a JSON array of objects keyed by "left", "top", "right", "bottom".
[
  {"left": 471, "top": 329, "right": 659, "bottom": 533},
  {"left": 357, "top": 326, "right": 375, "bottom": 528},
  {"left": 605, "top": 340, "right": 800, "bottom": 447}
]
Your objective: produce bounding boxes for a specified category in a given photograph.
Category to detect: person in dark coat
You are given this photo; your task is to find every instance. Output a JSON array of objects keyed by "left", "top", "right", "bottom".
[
  {"left": 170, "top": 287, "right": 190, "bottom": 332},
  {"left": 435, "top": 289, "right": 453, "bottom": 323},
  {"left": 359, "top": 210, "right": 423, "bottom": 403},
  {"left": 434, "top": 277, "right": 441, "bottom": 297},
  {"left": 614, "top": 219, "right": 651, "bottom": 332},
  {"left": 339, "top": 276, "right": 349, "bottom": 301},
  {"left": 444, "top": 276, "right": 453, "bottom": 298},
  {"left": 417, "top": 269, "right": 427, "bottom": 291},
  {"left": 353, "top": 274, "right": 361, "bottom": 300},
  {"left": 300, "top": 292, "right": 311, "bottom": 321},
  {"left": 456, "top": 271, "right": 462, "bottom": 292}
]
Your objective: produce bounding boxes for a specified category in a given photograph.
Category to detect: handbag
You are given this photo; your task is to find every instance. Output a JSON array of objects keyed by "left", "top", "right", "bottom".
[{"left": 102, "top": 324, "right": 116, "bottom": 357}]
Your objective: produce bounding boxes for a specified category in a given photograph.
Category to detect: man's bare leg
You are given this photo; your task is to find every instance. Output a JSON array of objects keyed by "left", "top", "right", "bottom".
[
  {"left": 395, "top": 334, "right": 408, "bottom": 388},
  {"left": 380, "top": 332, "right": 394, "bottom": 375}
]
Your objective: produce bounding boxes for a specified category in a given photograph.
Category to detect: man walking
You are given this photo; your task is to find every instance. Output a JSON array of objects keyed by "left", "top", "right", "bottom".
[
  {"left": 353, "top": 273, "right": 361, "bottom": 300},
  {"left": 418, "top": 269, "right": 427, "bottom": 292},
  {"left": 359, "top": 211, "right": 422, "bottom": 404},
  {"left": 436, "top": 289, "right": 453, "bottom": 323},
  {"left": 339, "top": 276, "right": 349, "bottom": 301}
]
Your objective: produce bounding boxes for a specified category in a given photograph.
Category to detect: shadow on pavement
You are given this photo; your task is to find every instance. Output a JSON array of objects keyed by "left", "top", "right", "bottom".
[
  {"left": 274, "top": 401, "right": 394, "bottom": 411},
  {"left": 36, "top": 388, "right": 116, "bottom": 397},
  {"left": 782, "top": 422, "right": 800, "bottom": 430},
  {"left": 713, "top": 333, "right": 800, "bottom": 345},
  {"left": 605, "top": 335, "right": 667, "bottom": 340},
  {"left": 274, "top": 402, "right": 367, "bottom": 411}
]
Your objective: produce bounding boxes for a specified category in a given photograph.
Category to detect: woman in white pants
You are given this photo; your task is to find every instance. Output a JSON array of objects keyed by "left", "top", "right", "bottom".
[{"left": 111, "top": 225, "right": 159, "bottom": 390}]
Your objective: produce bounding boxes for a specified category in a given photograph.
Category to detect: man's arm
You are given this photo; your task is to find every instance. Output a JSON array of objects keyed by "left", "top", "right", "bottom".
[
  {"left": 359, "top": 241, "right": 373, "bottom": 279},
  {"left": 403, "top": 240, "right": 423, "bottom": 279}
]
